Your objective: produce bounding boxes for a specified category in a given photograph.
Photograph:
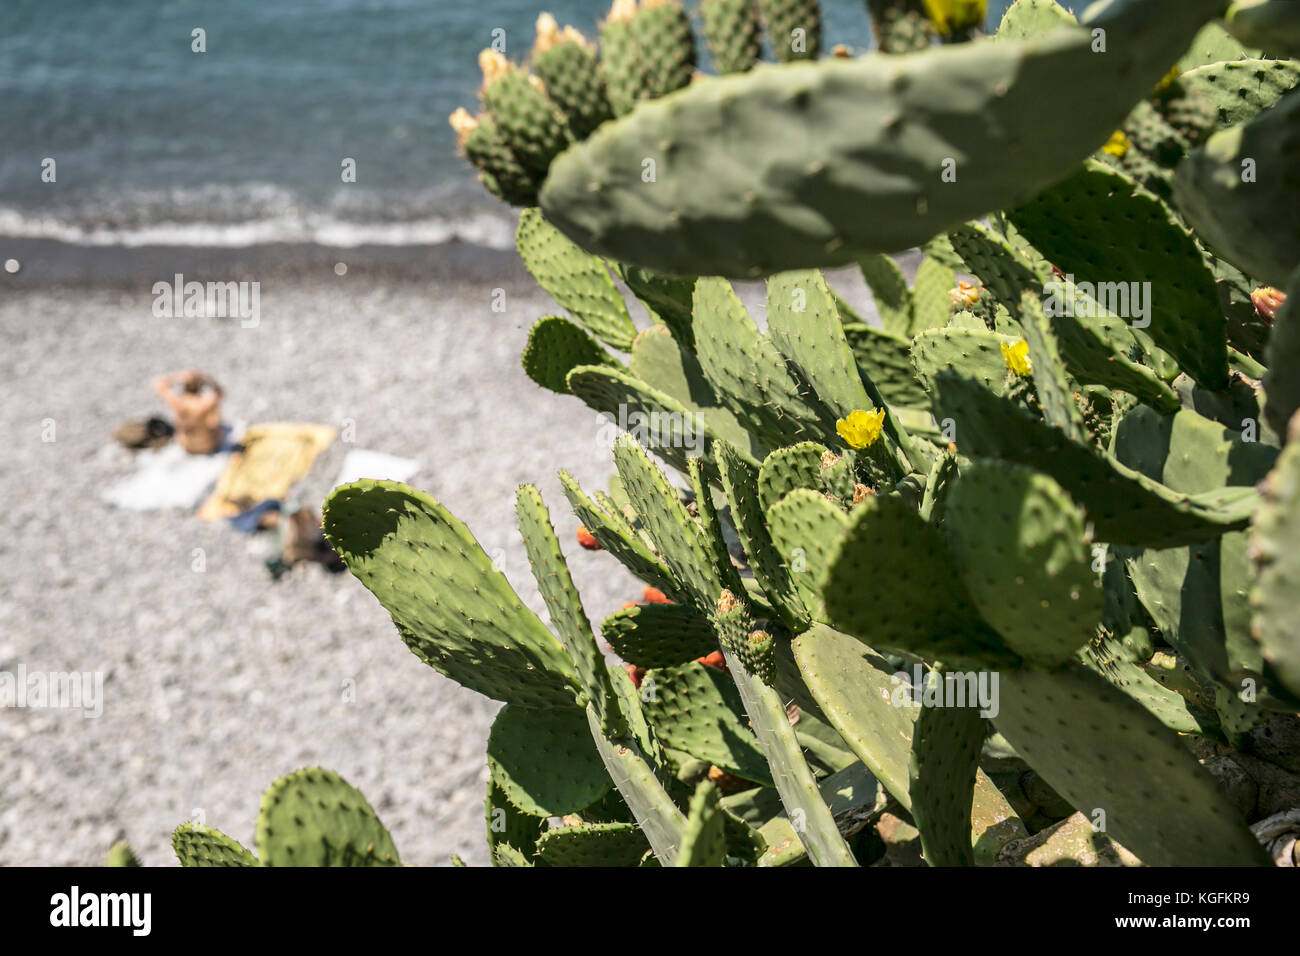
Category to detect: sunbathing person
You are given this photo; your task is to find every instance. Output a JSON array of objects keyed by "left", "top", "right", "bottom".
[{"left": 153, "top": 369, "right": 225, "bottom": 454}]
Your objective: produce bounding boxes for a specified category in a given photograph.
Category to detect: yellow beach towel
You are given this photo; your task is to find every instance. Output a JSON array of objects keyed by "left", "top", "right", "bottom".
[{"left": 198, "top": 422, "right": 337, "bottom": 520}]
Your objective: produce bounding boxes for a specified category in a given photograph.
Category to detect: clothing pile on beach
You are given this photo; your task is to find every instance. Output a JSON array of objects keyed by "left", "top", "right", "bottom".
[{"left": 102, "top": 419, "right": 419, "bottom": 578}]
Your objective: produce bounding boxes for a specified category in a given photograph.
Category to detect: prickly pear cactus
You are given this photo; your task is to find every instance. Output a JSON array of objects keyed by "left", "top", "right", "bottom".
[{"left": 128, "top": 0, "right": 1300, "bottom": 868}]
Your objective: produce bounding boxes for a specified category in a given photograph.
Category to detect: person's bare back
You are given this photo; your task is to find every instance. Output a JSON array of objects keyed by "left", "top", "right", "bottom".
[{"left": 154, "top": 369, "right": 225, "bottom": 454}]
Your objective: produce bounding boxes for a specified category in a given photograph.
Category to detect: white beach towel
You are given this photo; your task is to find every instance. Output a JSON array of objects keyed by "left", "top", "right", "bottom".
[
  {"left": 332, "top": 449, "right": 421, "bottom": 488},
  {"left": 101, "top": 442, "right": 233, "bottom": 511}
]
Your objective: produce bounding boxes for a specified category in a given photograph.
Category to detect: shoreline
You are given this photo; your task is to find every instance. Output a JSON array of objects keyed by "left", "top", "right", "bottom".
[{"left": 0, "top": 237, "right": 532, "bottom": 290}]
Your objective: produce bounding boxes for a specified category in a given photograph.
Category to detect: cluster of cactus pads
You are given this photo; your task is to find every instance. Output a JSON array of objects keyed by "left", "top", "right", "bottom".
[{"left": 142, "top": 0, "right": 1300, "bottom": 866}]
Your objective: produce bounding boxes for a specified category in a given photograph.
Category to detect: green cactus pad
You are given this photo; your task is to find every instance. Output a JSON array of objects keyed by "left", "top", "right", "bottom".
[
  {"left": 908, "top": 685, "right": 986, "bottom": 866},
  {"left": 910, "top": 256, "right": 959, "bottom": 336},
  {"left": 172, "top": 824, "right": 259, "bottom": 867},
  {"left": 943, "top": 462, "right": 1103, "bottom": 666},
  {"left": 994, "top": 0, "right": 1076, "bottom": 41},
  {"left": 716, "top": 441, "right": 811, "bottom": 630},
  {"left": 461, "top": 114, "right": 540, "bottom": 206},
  {"left": 820, "top": 495, "right": 1016, "bottom": 666},
  {"left": 857, "top": 254, "right": 912, "bottom": 336},
  {"left": 947, "top": 224, "right": 1180, "bottom": 410},
  {"left": 866, "top": 0, "right": 934, "bottom": 54},
  {"left": 688, "top": 456, "right": 749, "bottom": 597},
  {"left": 613, "top": 435, "right": 726, "bottom": 610},
  {"left": 533, "top": 37, "right": 612, "bottom": 140},
  {"left": 486, "top": 763, "right": 545, "bottom": 862},
  {"left": 766, "top": 270, "right": 873, "bottom": 422},
  {"left": 539, "top": 0, "right": 1227, "bottom": 277},
  {"left": 521, "top": 315, "right": 618, "bottom": 395},
  {"left": 721, "top": 643, "right": 860, "bottom": 866},
  {"left": 1177, "top": 20, "right": 1261, "bottom": 69},
  {"left": 482, "top": 69, "right": 569, "bottom": 177},
  {"left": 643, "top": 660, "right": 773, "bottom": 783},
  {"left": 516, "top": 484, "right": 624, "bottom": 734},
  {"left": 757, "top": 442, "right": 829, "bottom": 513},
  {"left": 1174, "top": 89, "right": 1300, "bottom": 288},
  {"left": 1114, "top": 405, "right": 1277, "bottom": 686},
  {"left": 1250, "top": 415, "right": 1300, "bottom": 701},
  {"left": 614, "top": 262, "right": 696, "bottom": 345},
  {"left": 601, "top": 602, "right": 717, "bottom": 667},
  {"left": 1009, "top": 161, "right": 1228, "bottom": 389},
  {"left": 692, "top": 277, "right": 829, "bottom": 447},
  {"left": 757, "top": 0, "right": 821, "bottom": 61},
  {"left": 535, "top": 821, "right": 650, "bottom": 866},
  {"left": 599, "top": 11, "right": 649, "bottom": 118},
  {"left": 323, "top": 479, "right": 581, "bottom": 707},
  {"left": 255, "top": 768, "right": 400, "bottom": 867},
  {"left": 791, "top": 624, "right": 917, "bottom": 805},
  {"left": 628, "top": 325, "right": 764, "bottom": 460},
  {"left": 841, "top": 324, "right": 928, "bottom": 408},
  {"left": 700, "top": 0, "right": 762, "bottom": 73},
  {"left": 1264, "top": 266, "right": 1300, "bottom": 439},
  {"left": 992, "top": 663, "right": 1269, "bottom": 866},
  {"left": 607, "top": 663, "right": 665, "bottom": 763},
  {"left": 568, "top": 364, "right": 726, "bottom": 477},
  {"left": 634, "top": 0, "right": 698, "bottom": 97},
  {"left": 727, "top": 761, "right": 879, "bottom": 866},
  {"left": 105, "top": 841, "right": 142, "bottom": 867},
  {"left": 516, "top": 208, "right": 636, "bottom": 350},
  {"left": 488, "top": 706, "right": 618, "bottom": 820},
  {"left": 910, "top": 326, "right": 1019, "bottom": 399},
  {"left": 1223, "top": 0, "right": 1300, "bottom": 58},
  {"left": 1179, "top": 58, "right": 1300, "bottom": 130},
  {"left": 1081, "top": 630, "right": 1209, "bottom": 735},
  {"left": 930, "top": 373, "right": 1261, "bottom": 547},
  {"left": 558, "top": 470, "right": 686, "bottom": 602},
  {"left": 583, "top": 703, "right": 686, "bottom": 864},
  {"left": 677, "top": 781, "right": 728, "bottom": 866},
  {"left": 766, "top": 488, "right": 849, "bottom": 614},
  {"left": 1017, "top": 289, "right": 1086, "bottom": 438},
  {"left": 920, "top": 448, "right": 958, "bottom": 523}
]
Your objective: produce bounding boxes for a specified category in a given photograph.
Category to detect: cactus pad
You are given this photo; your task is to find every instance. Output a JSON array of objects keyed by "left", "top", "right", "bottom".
[{"left": 256, "top": 768, "right": 400, "bottom": 867}]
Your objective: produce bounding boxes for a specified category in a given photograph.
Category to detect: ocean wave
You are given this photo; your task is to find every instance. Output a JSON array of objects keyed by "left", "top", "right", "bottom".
[{"left": 0, "top": 183, "right": 519, "bottom": 250}]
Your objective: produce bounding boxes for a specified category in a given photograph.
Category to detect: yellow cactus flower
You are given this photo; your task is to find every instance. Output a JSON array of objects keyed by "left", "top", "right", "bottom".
[
  {"left": 836, "top": 408, "right": 886, "bottom": 449},
  {"left": 1001, "top": 339, "right": 1033, "bottom": 378},
  {"left": 1155, "top": 65, "right": 1180, "bottom": 92},
  {"left": 1102, "top": 130, "right": 1130, "bottom": 158},
  {"left": 922, "top": 0, "right": 987, "bottom": 36}
]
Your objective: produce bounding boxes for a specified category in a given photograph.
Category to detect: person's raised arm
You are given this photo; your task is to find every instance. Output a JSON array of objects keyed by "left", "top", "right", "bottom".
[{"left": 153, "top": 373, "right": 180, "bottom": 406}]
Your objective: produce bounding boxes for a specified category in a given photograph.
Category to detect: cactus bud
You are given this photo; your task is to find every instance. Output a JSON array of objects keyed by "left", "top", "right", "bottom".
[
  {"left": 534, "top": 12, "right": 561, "bottom": 55},
  {"left": 1251, "top": 286, "right": 1286, "bottom": 324},
  {"left": 949, "top": 279, "right": 981, "bottom": 309},
  {"left": 478, "top": 49, "right": 511, "bottom": 89},
  {"left": 448, "top": 107, "right": 478, "bottom": 147},
  {"left": 607, "top": 0, "right": 637, "bottom": 23}
]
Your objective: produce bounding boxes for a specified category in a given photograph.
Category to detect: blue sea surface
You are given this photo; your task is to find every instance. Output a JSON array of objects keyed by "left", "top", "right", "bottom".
[{"left": 0, "top": 0, "right": 1037, "bottom": 248}]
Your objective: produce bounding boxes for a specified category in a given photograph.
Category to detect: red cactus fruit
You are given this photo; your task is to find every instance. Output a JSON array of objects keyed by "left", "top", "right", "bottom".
[
  {"left": 576, "top": 525, "right": 602, "bottom": 550},
  {"left": 642, "top": 586, "right": 671, "bottom": 604},
  {"left": 626, "top": 664, "right": 646, "bottom": 689},
  {"left": 695, "top": 650, "right": 728, "bottom": 673}
]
